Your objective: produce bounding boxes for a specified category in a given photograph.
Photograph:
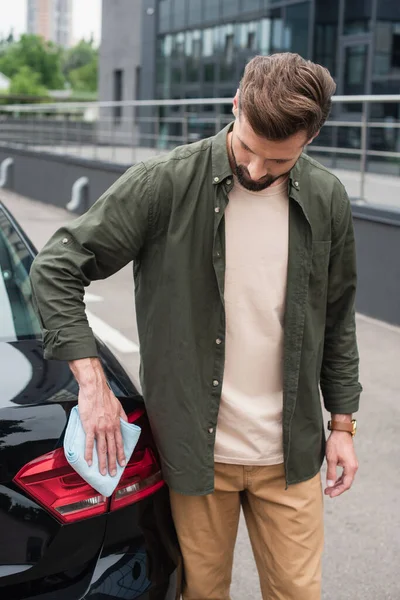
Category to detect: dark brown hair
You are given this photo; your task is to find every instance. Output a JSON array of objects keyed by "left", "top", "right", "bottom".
[{"left": 239, "top": 53, "right": 337, "bottom": 141}]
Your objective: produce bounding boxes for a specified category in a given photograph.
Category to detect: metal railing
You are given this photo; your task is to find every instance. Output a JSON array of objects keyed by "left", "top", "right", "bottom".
[{"left": 1, "top": 95, "right": 400, "bottom": 203}]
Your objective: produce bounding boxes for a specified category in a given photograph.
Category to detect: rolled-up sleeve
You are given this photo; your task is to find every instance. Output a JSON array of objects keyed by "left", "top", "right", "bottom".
[
  {"left": 320, "top": 187, "right": 363, "bottom": 414},
  {"left": 30, "top": 162, "right": 151, "bottom": 361}
]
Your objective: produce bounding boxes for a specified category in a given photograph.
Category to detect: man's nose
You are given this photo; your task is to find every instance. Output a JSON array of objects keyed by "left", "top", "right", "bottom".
[{"left": 247, "top": 161, "right": 267, "bottom": 181}]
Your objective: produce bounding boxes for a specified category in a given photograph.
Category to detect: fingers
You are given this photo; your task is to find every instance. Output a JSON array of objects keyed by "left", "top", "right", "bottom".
[
  {"left": 325, "top": 459, "right": 337, "bottom": 491},
  {"left": 97, "top": 432, "right": 108, "bottom": 476},
  {"left": 115, "top": 426, "right": 126, "bottom": 468},
  {"left": 98, "top": 424, "right": 120, "bottom": 476},
  {"left": 325, "top": 462, "right": 358, "bottom": 498},
  {"left": 78, "top": 383, "right": 126, "bottom": 476},
  {"left": 325, "top": 473, "right": 351, "bottom": 498},
  {"left": 106, "top": 431, "right": 118, "bottom": 477},
  {"left": 84, "top": 432, "right": 95, "bottom": 467}
]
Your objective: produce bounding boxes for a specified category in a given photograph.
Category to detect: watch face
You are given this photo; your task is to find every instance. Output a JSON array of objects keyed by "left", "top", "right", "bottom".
[{"left": 352, "top": 420, "right": 357, "bottom": 436}]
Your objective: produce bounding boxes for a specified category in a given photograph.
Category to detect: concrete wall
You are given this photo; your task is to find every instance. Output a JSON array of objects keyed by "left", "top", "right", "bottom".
[
  {"left": 0, "top": 147, "right": 125, "bottom": 212},
  {"left": 351, "top": 205, "right": 400, "bottom": 327},
  {"left": 1, "top": 146, "right": 399, "bottom": 327}
]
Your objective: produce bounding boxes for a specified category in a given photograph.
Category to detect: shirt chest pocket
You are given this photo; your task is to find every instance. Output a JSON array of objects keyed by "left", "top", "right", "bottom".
[{"left": 310, "top": 240, "right": 331, "bottom": 293}]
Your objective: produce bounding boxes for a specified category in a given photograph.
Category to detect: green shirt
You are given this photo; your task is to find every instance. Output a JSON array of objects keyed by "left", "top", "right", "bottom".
[{"left": 30, "top": 124, "right": 362, "bottom": 495}]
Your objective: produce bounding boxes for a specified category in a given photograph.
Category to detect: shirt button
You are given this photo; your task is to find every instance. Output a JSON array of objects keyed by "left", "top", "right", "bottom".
[
  {"left": 214, "top": 207, "right": 220, "bottom": 213},
  {"left": 294, "top": 181, "right": 299, "bottom": 187},
  {"left": 216, "top": 338, "right": 222, "bottom": 345},
  {"left": 212, "top": 379, "right": 219, "bottom": 387},
  {"left": 208, "top": 427, "right": 214, "bottom": 434},
  {"left": 62, "top": 238, "right": 69, "bottom": 244},
  {"left": 214, "top": 176, "right": 220, "bottom": 183},
  {"left": 226, "top": 179, "right": 232, "bottom": 185}
]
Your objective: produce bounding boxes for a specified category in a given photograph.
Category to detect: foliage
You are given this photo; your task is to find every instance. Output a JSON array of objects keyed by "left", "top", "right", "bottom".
[
  {"left": 0, "top": 34, "right": 64, "bottom": 90},
  {"left": 8, "top": 66, "right": 48, "bottom": 97},
  {"left": 68, "top": 55, "right": 98, "bottom": 92},
  {"left": 63, "top": 39, "right": 98, "bottom": 93},
  {"left": 0, "top": 34, "right": 98, "bottom": 97},
  {"left": 63, "top": 39, "right": 96, "bottom": 76}
]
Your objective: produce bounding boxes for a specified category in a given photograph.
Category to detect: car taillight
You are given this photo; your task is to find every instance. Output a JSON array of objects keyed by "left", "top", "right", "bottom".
[
  {"left": 13, "top": 407, "right": 165, "bottom": 523},
  {"left": 110, "top": 408, "right": 165, "bottom": 512},
  {"left": 110, "top": 447, "right": 164, "bottom": 511},
  {"left": 13, "top": 448, "right": 108, "bottom": 524}
]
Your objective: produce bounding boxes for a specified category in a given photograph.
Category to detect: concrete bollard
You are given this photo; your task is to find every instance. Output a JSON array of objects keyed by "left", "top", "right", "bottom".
[
  {"left": 66, "top": 176, "right": 89, "bottom": 214},
  {"left": 0, "top": 158, "right": 14, "bottom": 189}
]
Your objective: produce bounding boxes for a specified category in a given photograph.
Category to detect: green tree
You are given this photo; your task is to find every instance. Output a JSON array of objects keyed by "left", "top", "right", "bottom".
[
  {"left": 68, "top": 54, "right": 98, "bottom": 92},
  {"left": 0, "top": 34, "right": 65, "bottom": 90},
  {"left": 63, "top": 39, "right": 97, "bottom": 77},
  {"left": 8, "top": 66, "right": 47, "bottom": 97},
  {"left": 0, "top": 30, "right": 14, "bottom": 55}
]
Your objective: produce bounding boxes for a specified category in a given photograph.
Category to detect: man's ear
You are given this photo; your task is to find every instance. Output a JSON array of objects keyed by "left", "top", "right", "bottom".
[
  {"left": 232, "top": 89, "right": 240, "bottom": 118},
  {"left": 308, "top": 130, "right": 320, "bottom": 145}
]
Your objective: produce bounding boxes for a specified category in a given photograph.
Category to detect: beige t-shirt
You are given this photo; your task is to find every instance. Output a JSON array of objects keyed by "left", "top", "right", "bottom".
[{"left": 214, "top": 176, "right": 289, "bottom": 465}]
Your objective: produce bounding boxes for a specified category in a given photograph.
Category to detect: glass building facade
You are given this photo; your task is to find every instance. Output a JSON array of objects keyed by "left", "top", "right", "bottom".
[
  {"left": 156, "top": 0, "right": 312, "bottom": 101},
  {"left": 155, "top": 0, "right": 400, "bottom": 100},
  {"left": 149, "top": 0, "right": 400, "bottom": 163}
]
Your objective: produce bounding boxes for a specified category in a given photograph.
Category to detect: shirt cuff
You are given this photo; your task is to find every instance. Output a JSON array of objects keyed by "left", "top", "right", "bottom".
[
  {"left": 42, "top": 326, "right": 99, "bottom": 361},
  {"left": 322, "top": 383, "right": 362, "bottom": 414}
]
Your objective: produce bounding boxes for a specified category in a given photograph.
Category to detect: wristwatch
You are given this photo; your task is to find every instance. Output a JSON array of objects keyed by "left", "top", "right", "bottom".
[{"left": 327, "top": 419, "right": 357, "bottom": 437}]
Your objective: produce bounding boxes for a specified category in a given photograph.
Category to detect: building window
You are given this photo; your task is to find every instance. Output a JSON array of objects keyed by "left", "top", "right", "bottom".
[
  {"left": 204, "top": 0, "right": 220, "bottom": 22},
  {"left": 242, "top": 0, "right": 261, "bottom": 13},
  {"left": 203, "top": 28, "right": 214, "bottom": 57},
  {"left": 284, "top": 2, "right": 310, "bottom": 58},
  {"left": 113, "top": 69, "right": 123, "bottom": 123},
  {"left": 345, "top": 46, "right": 367, "bottom": 86},
  {"left": 221, "top": 0, "right": 239, "bottom": 19},
  {"left": 221, "top": 24, "right": 236, "bottom": 81},
  {"left": 344, "top": 0, "right": 372, "bottom": 35},
  {"left": 314, "top": 0, "right": 339, "bottom": 76},
  {"left": 259, "top": 18, "right": 272, "bottom": 55},
  {"left": 159, "top": 0, "right": 172, "bottom": 33},
  {"left": 238, "top": 21, "right": 258, "bottom": 52},
  {"left": 159, "top": 35, "right": 173, "bottom": 57},
  {"left": 186, "top": 30, "right": 201, "bottom": 82},
  {"left": 172, "top": 32, "right": 185, "bottom": 57},
  {"left": 271, "top": 9, "right": 284, "bottom": 53},
  {"left": 374, "top": 21, "right": 400, "bottom": 76},
  {"left": 172, "top": 66, "right": 183, "bottom": 83},
  {"left": 393, "top": 25, "right": 400, "bottom": 70},
  {"left": 204, "top": 63, "right": 215, "bottom": 82},
  {"left": 172, "top": 0, "right": 186, "bottom": 30},
  {"left": 225, "top": 34, "right": 234, "bottom": 63},
  {"left": 156, "top": 60, "right": 166, "bottom": 84},
  {"left": 188, "top": 0, "right": 202, "bottom": 26}
]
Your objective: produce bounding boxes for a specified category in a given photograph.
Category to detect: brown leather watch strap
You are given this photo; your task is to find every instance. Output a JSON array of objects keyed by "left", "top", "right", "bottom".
[{"left": 328, "top": 420, "right": 356, "bottom": 436}]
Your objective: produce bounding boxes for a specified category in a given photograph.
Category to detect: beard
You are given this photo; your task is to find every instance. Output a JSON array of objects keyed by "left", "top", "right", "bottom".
[
  {"left": 235, "top": 164, "right": 288, "bottom": 192},
  {"left": 230, "top": 134, "right": 291, "bottom": 192}
]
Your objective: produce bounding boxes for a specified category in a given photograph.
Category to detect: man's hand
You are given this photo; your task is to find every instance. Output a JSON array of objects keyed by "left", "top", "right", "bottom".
[
  {"left": 69, "top": 358, "right": 128, "bottom": 477},
  {"left": 325, "top": 429, "right": 358, "bottom": 498}
]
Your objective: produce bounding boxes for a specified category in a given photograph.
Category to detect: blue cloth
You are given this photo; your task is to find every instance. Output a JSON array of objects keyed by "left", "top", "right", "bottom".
[{"left": 64, "top": 405, "right": 141, "bottom": 497}]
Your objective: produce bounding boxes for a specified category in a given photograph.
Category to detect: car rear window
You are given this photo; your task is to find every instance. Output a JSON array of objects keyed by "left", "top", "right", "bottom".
[{"left": 0, "top": 208, "right": 42, "bottom": 342}]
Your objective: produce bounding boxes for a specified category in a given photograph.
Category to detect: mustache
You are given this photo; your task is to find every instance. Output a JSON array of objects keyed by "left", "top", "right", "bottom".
[
  {"left": 235, "top": 164, "right": 286, "bottom": 192},
  {"left": 230, "top": 135, "right": 287, "bottom": 192}
]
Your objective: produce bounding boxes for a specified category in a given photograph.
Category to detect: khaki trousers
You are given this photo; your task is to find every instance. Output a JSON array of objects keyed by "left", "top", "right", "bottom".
[{"left": 169, "top": 462, "right": 323, "bottom": 600}]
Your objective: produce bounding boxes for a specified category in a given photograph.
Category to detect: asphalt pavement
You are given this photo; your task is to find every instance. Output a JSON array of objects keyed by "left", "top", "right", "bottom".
[{"left": 1, "top": 189, "right": 399, "bottom": 600}]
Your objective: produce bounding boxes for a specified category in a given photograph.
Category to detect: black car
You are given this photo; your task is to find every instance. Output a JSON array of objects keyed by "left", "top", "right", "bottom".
[{"left": 0, "top": 201, "right": 182, "bottom": 600}]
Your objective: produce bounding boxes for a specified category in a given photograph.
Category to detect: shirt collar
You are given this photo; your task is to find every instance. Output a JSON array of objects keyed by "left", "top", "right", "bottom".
[
  {"left": 211, "top": 122, "right": 234, "bottom": 185},
  {"left": 211, "top": 122, "right": 306, "bottom": 212}
]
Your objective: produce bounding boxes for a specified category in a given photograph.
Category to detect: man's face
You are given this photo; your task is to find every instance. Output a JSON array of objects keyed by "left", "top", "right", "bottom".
[{"left": 228, "top": 97, "right": 314, "bottom": 192}]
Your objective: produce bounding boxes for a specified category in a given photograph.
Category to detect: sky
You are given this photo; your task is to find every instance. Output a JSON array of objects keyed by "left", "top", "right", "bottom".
[{"left": 0, "top": 0, "right": 102, "bottom": 45}]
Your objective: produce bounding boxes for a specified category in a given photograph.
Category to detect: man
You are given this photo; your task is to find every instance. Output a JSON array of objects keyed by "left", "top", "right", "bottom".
[{"left": 30, "top": 53, "right": 362, "bottom": 599}]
